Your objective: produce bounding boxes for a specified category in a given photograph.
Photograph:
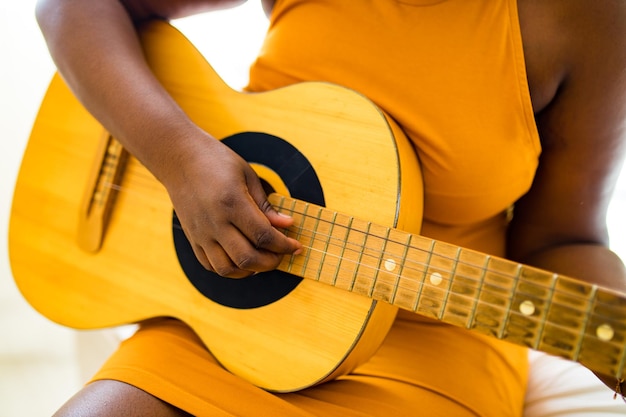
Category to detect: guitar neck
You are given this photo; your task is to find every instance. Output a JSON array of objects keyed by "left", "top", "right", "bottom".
[{"left": 270, "top": 194, "right": 626, "bottom": 378}]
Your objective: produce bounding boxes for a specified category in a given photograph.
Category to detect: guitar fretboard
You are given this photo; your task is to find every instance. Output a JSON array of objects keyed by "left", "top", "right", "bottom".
[{"left": 270, "top": 194, "right": 626, "bottom": 378}]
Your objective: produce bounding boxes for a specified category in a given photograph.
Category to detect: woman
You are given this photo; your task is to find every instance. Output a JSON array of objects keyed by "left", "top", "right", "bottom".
[{"left": 35, "top": 0, "right": 626, "bottom": 415}]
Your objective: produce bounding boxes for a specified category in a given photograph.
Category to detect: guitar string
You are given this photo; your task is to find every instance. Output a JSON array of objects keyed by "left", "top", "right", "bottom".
[
  {"left": 168, "top": 217, "right": 598, "bottom": 315},
  {"left": 285, "top": 231, "right": 623, "bottom": 327},
  {"left": 104, "top": 168, "right": 601, "bottom": 305},
  {"left": 105, "top": 178, "right": 623, "bottom": 319},
  {"left": 290, "top": 243, "right": 624, "bottom": 347},
  {"left": 274, "top": 202, "right": 625, "bottom": 315},
  {"left": 169, "top": 214, "right": 623, "bottom": 345},
  {"left": 105, "top": 180, "right": 624, "bottom": 323},
  {"left": 170, "top": 218, "right": 622, "bottom": 349},
  {"left": 104, "top": 172, "right": 578, "bottom": 301}
]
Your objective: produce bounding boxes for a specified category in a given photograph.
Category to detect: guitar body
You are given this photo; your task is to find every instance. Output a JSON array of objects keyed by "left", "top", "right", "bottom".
[{"left": 9, "top": 22, "right": 423, "bottom": 392}]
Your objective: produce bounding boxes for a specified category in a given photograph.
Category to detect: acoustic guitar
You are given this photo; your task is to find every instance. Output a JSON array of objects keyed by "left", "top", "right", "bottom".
[{"left": 9, "top": 21, "right": 626, "bottom": 393}]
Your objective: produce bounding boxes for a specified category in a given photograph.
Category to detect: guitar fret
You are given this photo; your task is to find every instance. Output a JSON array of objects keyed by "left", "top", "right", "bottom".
[
  {"left": 415, "top": 240, "right": 460, "bottom": 320},
  {"left": 532, "top": 272, "right": 557, "bottom": 351},
  {"left": 287, "top": 199, "right": 325, "bottom": 280},
  {"left": 502, "top": 266, "right": 557, "bottom": 349},
  {"left": 331, "top": 214, "right": 352, "bottom": 287},
  {"left": 313, "top": 207, "right": 335, "bottom": 286},
  {"left": 539, "top": 277, "right": 594, "bottom": 361},
  {"left": 618, "top": 325, "right": 626, "bottom": 380},
  {"left": 368, "top": 225, "right": 391, "bottom": 299},
  {"left": 472, "top": 257, "right": 517, "bottom": 338},
  {"left": 499, "top": 264, "right": 522, "bottom": 341},
  {"left": 466, "top": 254, "right": 490, "bottom": 330},
  {"left": 574, "top": 283, "right": 598, "bottom": 361},
  {"left": 442, "top": 248, "right": 488, "bottom": 328},
  {"left": 371, "top": 228, "right": 409, "bottom": 304},
  {"left": 390, "top": 235, "right": 432, "bottom": 312},
  {"left": 388, "top": 232, "right": 412, "bottom": 306},
  {"left": 351, "top": 222, "right": 384, "bottom": 297},
  {"left": 344, "top": 218, "right": 370, "bottom": 293},
  {"left": 438, "top": 246, "right": 460, "bottom": 321},
  {"left": 282, "top": 196, "right": 300, "bottom": 274},
  {"left": 294, "top": 201, "right": 316, "bottom": 278},
  {"left": 579, "top": 288, "right": 626, "bottom": 377},
  {"left": 412, "top": 238, "right": 435, "bottom": 313},
  {"left": 275, "top": 196, "right": 295, "bottom": 275}
]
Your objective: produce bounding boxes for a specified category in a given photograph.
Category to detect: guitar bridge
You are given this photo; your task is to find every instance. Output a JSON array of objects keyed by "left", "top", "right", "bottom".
[{"left": 77, "top": 131, "right": 128, "bottom": 252}]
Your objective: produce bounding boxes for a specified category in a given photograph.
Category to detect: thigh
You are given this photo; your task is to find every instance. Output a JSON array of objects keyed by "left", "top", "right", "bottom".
[
  {"left": 53, "top": 379, "right": 192, "bottom": 417},
  {"left": 85, "top": 317, "right": 527, "bottom": 416},
  {"left": 229, "top": 314, "right": 527, "bottom": 416}
]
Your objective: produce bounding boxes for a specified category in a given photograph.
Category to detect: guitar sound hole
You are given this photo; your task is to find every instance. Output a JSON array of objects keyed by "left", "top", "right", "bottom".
[{"left": 172, "top": 131, "right": 325, "bottom": 309}]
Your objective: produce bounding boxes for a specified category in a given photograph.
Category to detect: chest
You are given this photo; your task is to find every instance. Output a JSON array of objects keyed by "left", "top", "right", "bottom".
[
  {"left": 255, "top": 0, "right": 541, "bottom": 222},
  {"left": 263, "top": 0, "right": 563, "bottom": 116}
]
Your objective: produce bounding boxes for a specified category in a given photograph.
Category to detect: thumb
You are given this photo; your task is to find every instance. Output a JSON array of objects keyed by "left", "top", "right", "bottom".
[
  {"left": 265, "top": 203, "right": 296, "bottom": 229},
  {"left": 249, "top": 184, "right": 302, "bottom": 255},
  {"left": 245, "top": 170, "right": 296, "bottom": 229}
]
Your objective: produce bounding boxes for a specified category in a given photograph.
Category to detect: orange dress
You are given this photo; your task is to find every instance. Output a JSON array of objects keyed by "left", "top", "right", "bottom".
[{"left": 92, "top": 0, "right": 540, "bottom": 415}]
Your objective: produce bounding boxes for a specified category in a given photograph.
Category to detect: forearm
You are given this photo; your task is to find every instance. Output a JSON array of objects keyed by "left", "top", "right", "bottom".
[
  {"left": 36, "top": 0, "right": 210, "bottom": 185},
  {"left": 518, "top": 242, "right": 626, "bottom": 293}
]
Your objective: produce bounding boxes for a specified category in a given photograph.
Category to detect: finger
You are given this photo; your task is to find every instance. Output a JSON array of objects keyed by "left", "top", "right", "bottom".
[
  {"left": 245, "top": 175, "right": 302, "bottom": 254},
  {"left": 233, "top": 199, "right": 302, "bottom": 256},
  {"left": 192, "top": 240, "right": 254, "bottom": 279},
  {"left": 178, "top": 222, "right": 216, "bottom": 272},
  {"left": 218, "top": 227, "right": 295, "bottom": 273}
]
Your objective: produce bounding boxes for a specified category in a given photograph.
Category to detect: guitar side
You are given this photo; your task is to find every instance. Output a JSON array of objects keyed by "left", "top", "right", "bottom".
[{"left": 9, "top": 21, "right": 424, "bottom": 392}]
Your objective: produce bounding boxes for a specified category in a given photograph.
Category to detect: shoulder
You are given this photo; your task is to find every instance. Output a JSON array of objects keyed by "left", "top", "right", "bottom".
[
  {"left": 562, "top": 0, "right": 626, "bottom": 85},
  {"left": 543, "top": 0, "right": 626, "bottom": 148},
  {"left": 518, "top": 0, "right": 626, "bottom": 116}
]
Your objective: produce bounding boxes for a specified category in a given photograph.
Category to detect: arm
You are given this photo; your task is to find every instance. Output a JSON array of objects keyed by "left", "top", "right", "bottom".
[
  {"left": 509, "top": 0, "right": 626, "bottom": 387},
  {"left": 36, "top": 0, "right": 301, "bottom": 277}
]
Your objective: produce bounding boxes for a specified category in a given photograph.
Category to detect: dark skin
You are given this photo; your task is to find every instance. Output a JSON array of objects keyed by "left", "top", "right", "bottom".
[{"left": 35, "top": 0, "right": 626, "bottom": 415}]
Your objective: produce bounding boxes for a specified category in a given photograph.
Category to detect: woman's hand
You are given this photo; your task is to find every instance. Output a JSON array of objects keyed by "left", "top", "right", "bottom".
[{"left": 164, "top": 136, "right": 302, "bottom": 278}]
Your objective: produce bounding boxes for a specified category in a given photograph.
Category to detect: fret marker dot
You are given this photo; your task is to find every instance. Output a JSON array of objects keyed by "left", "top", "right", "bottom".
[
  {"left": 597, "top": 324, "right": 615, "bottom": 342},
  {"left": 429, "top": 272, "right": 443, "bottom": 286},
  {"left": 384, "top": 259, "right": 396, "bottom": 272},
  {"left": 519, "top": 300, "right": 535, "bottom": 316}
]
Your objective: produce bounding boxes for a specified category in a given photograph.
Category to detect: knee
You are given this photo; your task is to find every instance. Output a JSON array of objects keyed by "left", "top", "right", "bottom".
[{"left": 53, "top": 380, "right": 191, "bottom": 417}]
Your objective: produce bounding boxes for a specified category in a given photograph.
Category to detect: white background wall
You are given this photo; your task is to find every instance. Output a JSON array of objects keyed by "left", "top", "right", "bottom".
[{"left": 1, "top": 1, "right": 625, "bottom": 416}]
